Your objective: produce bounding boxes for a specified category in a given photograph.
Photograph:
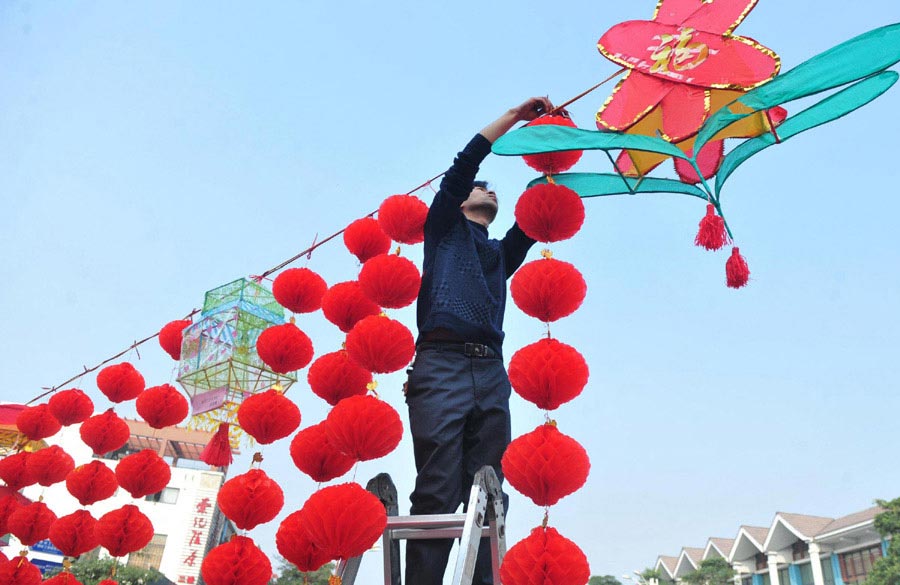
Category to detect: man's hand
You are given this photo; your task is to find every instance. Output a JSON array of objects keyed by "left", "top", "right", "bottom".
[{"left": 480, "top": 96, "right": 556, "bottom": 144}]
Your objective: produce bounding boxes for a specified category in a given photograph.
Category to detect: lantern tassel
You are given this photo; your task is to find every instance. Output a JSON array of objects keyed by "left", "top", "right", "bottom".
[
  {"left": 694, "top": 204, "right": 729, "bottom": 251},
  {"left": 201, "top": 423, "right": 233, "bottom": 466},
  {"left": 726, "top": 247, "right": 750, "bottom": 289}
]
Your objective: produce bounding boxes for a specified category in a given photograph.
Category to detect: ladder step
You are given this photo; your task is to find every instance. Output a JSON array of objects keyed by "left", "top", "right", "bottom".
[
  {"left": 386, "top": 513, "right": 468, "bottom": 530},
  {"left": 390, "top": 525, "right": 493, "bottom": 541}
]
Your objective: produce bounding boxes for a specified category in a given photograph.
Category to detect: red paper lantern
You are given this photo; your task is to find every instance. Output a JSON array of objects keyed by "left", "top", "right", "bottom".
[
  {"left": 49, "top": 510, "right": 100, "bottom": 557},
  {"left": 320, "top": 281, "right": 381, "bottom": 333},
  {"left": 273, "top": 268, "right": 328, "bottom": 314},
  {"left": 521, "top": 115, "right": 583, "bottom": 175},
  {"left": 237, "top": 389, "right": 301, "bottom": 445},
  {"left": 8, "top": 501, "right": 57, "bottom": 546},
  {"left": 358, "top": 254, "right": 421, "bottom": 309},
  {"left": 276, "top": 510, "right": 331, "bottom": 572},
  {"left": 514, "top": 183, "right": 585, "bottom": 243},
  {"left": 26, "top": 445, "right": 75, "bottom": 487},
  {"left": 325, "top": 395, "right": 403, "bottom": 461},
  {"left": 0, "top": 557, "right": 42, "bottom": 585},
  {"left": 96, "top": 504, "right": 154, "bottom": 557},
  {"left": 217, "top": 469, "right": 284, "bottom": 531},
  {"left": 96, "top": 362, "right": 145, "bottom": 403},
  {"left": 307, "top": 350, "right": 372, "bottom": 406},
  {"left": 501, "top": 424, "right": 590, "bottom": 507},
  {"left": 378, "top": 195, "right": 428, "bottom": 245},
  {"left": 343, "top": 217, "right": 392, "bottom": 263},
  {"left": 66, "top": 460, "right": 118, "bottom": 506},
  {"left": 510, "top": 258, "right": 586, "bottom": 322},
  {"left": 16, "top": 404, "right": 61, "bottom": 441},
  {"left": 201, "top": 536, "right": 272, "bottom": 585},
  {"left": 345, "top": 315, "right": 415, "bottom": 374},
  {"left": 256, "top": 323, "right": 314, "bottom": 374},
  {"left": 0, "top": 452, "right": 35, "bottom": 491},
  {"left": 158, "top": 319, "right": 191, "bottom": 360},
  {"left": 136, "top": 384, "right": 189, "bottom": 429},
  {"left": 726, "top": 246, "right": 750, "bottom": 289},
  {"left": 300, "top": 482, "right": 387, "bottom": 559},
  {"left": 289, "top": 423, "right": 355, "bottom": 483},
  {"left": 499, "top": 525, "right": 590, "bottom": 585},
  {"left": 79, "top": 409, "right": 130, "bottom": 455},
  {"left": 508, "top": 338, "right": 589, "bottom": 411},
  {"left": 0, "top": 495, "right": 24, "bottom": 536},
  {"left": 42, "top": 572, "right": 85, "bottom": 585},
  {"left": 115, "top": 450, "right": 171, "bottom": 498},
  {"left": 694, "top": 203, "right": 729, "bottom": 251},
  {"left": 48, "top": 389, "right": 94, "bottom": 426}
]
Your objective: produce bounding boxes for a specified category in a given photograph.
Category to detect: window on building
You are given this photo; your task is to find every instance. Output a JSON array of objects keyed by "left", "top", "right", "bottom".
[
  {"left": 778, "top": 567, "right": 791, "bottom": 585},
  {"left": 793, "top": 542, "right": 811, "bottom": 561},
  {"left": 757, "top": 554, "right": 769, "bottom": 572},
  {"left": 743, "top": 576, "right": 754, "bottom": 585},
  {"left": 145, "top": 487, "right": 179, "bottom": 504},
  {"left": 821, "top": 556, "right": 835, "bottom": 585},
  {"left": 127, "top": 534, "right": 167, "bottom": 571},
  {"left": 799, "top": 562, "right": 815, "bottom": 585},
  {"left": 839, "top": 544, "right": 884, "bottom": 584}
]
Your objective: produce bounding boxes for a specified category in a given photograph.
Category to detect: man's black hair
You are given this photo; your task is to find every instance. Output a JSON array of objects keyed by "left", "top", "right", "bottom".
[{"left": 472, "top": 180, "right": 490, "bottom": 190}]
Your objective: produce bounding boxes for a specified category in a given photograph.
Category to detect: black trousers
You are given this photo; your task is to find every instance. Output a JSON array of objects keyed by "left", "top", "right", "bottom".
[{"left": 405, "top": 346, "right": 511, "bottom": 585}]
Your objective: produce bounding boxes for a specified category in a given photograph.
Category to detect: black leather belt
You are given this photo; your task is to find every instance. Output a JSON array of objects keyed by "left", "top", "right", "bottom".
[{"left": 416, "top": 341, "right": 498, "bottom": 359}]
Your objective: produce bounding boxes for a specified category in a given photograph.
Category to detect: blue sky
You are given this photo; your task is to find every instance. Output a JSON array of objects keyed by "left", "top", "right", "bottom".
[{"left": 2, "top": 1, "right": 899, "bottom": 583}]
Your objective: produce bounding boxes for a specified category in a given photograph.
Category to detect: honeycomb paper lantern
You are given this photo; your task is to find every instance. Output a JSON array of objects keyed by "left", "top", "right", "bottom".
[
  {"left": 307, "top": 350, "right": 372, "bottom": 406},
  {"left": 378, "top": 194, "right": 428, "bottom": 245},
  {"left": 514, "top": 183, "right": 585, "bottom": 243},
  {"left": 115, "top": 450, "right": 171, "bottom": 499},
  {"left": 256, "top": 323, "right": 314, "bottom": 374},
  {"left": 510, "top": 258, "right": 587, "bottom": 322},
  {"left": 501, "top": 424, "right": 590, "bottom": 507},
  {"left": 96, "top": 362, "right": 145, "bottom": 403},
  {"left": 158, "top": 319, "right": 191, "bottom": 360},
  {"left": 47, "top": 389, "right": 94, "bottom": 426},
  {"left": 0, "top": 452, "right": 35, "bottom": 491},
  {"left": 289, "top": 423, "right": 356, "bottom": 483},
  {"left": 276, "top": 510, "right": 331, "bottom": 572},
  {"left": 358, "top": 253, "right": 421, "bottom": 309},
  {"left": 96, "top": 504, "right": 154, "bottom": 557},
  {"left": 26, "top": 445, "right": 75, "bottom": 487},
  {"left": 65, "top": 461, "right": 118, "bottom": 506},
  {"left": 273, "top": 268, "right": 328, "bottom": 314},
  {"left": 345, "top": 315, "right": 415, "bottom": 374},
  {"left": 217, "top": 469, "right": 284, "bottom": 531},
  {"left": 325, "top": 395, "right": 403, "bottom": 461},
  {"left": 201, "top": 535, "right": 272, "bottom": 585},
  {"left": 8, "top": 501, "right": 57, "bottom": 546},
  {"left": 499, "top": 525, "right": 591, "bottom": 585},
  {"left": 0, "top": 495, "right": 24, "bottom": 536},
  {"left": 136, "top": 384, "right": 189, "bottom": 429},
  {"left": 0, "top": 557, "right": 42, "bottom": 585},
  {"left": 15, "top": 404, "right": 61, "bottom": 441},
  {"left": 320, "top": 281, "right": 381, "bottom": 333},
  {"left": 49, "top": 510, "right": 100, "bottom": 557},
  {"left": 507, "top": 338, "right": 589, "bottom": 410},
  {"left": 521, "top": 115, "right": 583, "bottom": 175},
  {"left": 300, "top": 482, "right": 387, "bottom": 559},
  {"left": 237, "top": 389, "right": 301, "bottom": 445},
  {"left": 79, "top": 409, "right": 130, "bottom": 455},
  {"left": 343, "top": 217, "right": 391, "bottom": 264}
]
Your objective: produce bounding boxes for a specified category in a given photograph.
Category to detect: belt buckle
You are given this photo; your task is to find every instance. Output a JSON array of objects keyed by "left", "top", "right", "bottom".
[{"left": 464, "top": 342, "right": 487, "bottom": 358}]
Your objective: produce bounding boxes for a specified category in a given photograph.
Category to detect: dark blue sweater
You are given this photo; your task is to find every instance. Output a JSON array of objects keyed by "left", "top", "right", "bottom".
[{"left": 416, "top": 134, "right": 535, "bottom": 356}]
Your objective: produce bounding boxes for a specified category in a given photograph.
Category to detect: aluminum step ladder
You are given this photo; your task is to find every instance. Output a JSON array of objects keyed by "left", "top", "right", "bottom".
[{"left": 336, "top": 466, "right": 507, "bottom": 585}]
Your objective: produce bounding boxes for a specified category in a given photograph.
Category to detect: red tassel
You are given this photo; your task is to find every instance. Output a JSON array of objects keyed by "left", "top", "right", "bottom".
[
  {"left": 726, "top": 247, "right": 750, "bottom": 289},
  {"left": 201, "top": 423, "right": 233, "bottom": 466},
  {"left": 694, "top": 204, "right": 729, "bottom": 251}
]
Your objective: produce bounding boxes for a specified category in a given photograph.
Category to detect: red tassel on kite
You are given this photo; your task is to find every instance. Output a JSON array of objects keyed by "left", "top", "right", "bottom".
[
  {"left": 510, "top": 257, "right": 587, "bottom": 322},
  {"left": 79, "top": 409, "right": 130, "bottom": 455},
  {"left": 726, "top": 246, "right": 751, "bottom": 288},
  {"left": 499, "top": 525, "right": 591, "bottom": 585},
  {"left": 289, "top": 423, "right": 355, "bottom": 483},
  {"left": 26, "top": 445, "right": 75, "bottom": 487},
  {"left": 200, "top": 423, "right": 234, "bottom": 467},
  {"left": 0, "top": 557, "right": 42, "bottom": 585},
  {"left": 0, "top": 452, "right": 35, "bottom": 491},
  {"left": 378, "top": 195, "right": 428, "bottom": 245},
  {"left": 7, "top": 501, "right": 57, "bottom": 546},
  {"left": 273, "top": 267, "right": 328, "bottom": 314},
  {"left": 158, "top": 319, "right": 191, "bottom": 360},
  {"left": 358, "top": 253, "right": 421, "bottom": 309},
  {"left": 48, "top": 389, "right": 94, "bottom": 426},
  {"left": 694, "top": 204, "right": 730, "bottom": 251},
  {"left": 508, "top": 338, "right": 589, "bottom": 411},
  {"left": 320, "top": 281, "right": 382, "bottom": 333},
  {"left": 96, "top": 505, "right": 154, "bottom": 557},
  {"left": 49, "top": 510, "right": 100, "bottom": 558},
  {"left": 501, "top": 424, "right": 590, "bottom": 507},
  {"left": 325, "top": 395, "right": 403, "bottom": 461},
  {"left": 256, "top": 323, "right": 314, "bottom": 374},
  {"left": 65, "top": 461, "right": 118, "bottom": 506},
  {"left": 96, "top": 362, "right": 145, "bottom": 403},
  {"left": 115, "top": 450, "right": 172, "bottom": 498},
  {"left": 343, "top": 217, "right": 392, "bottom": 264},
  {"left": 237, "top": 389, "right": 301, "bottom": 445},
  {"left": 345, "top": 315, "right": 415, "bottom": 374},
  {"left": 136, "top": 384, "right": 189, "bottom": 429},
  {"left": 521, "top": 115, "right": 583, "bottom": 175},
  {"left": 300, "top": 483, "right": 388, "bottom": 560},
  {"left": 277, "top": 510, "right": 331, "bottom": 572},
  {"left": 16, "top": 404, "right": 61, "bottom": 441},
  {"left": 307, "top": 351, "right": 372, "bottom": 406},
  {"left": 217, "top": 469, "right": 284, "bottom": 531},
  {"left": 514, "top": 183, "right": 585, "bottom": 243},
  {"left": 201, "top": 535, "right": 272, "bottom": 585}
]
